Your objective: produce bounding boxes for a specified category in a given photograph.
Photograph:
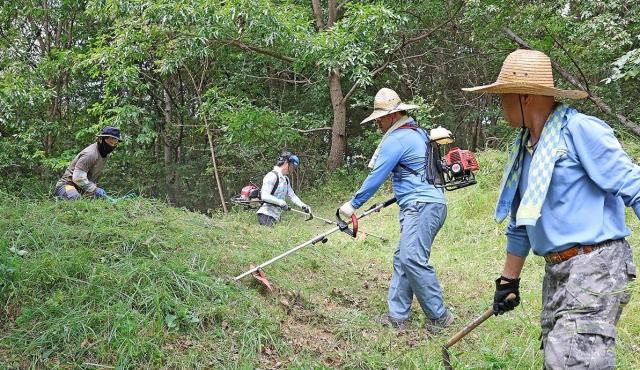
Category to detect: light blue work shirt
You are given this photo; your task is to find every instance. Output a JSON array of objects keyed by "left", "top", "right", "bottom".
[
  {"left": 506, "top": 108, "right": 640, "bottom": 257},
  {"left": 351, "top": 121, "right": 445, "bottom": 210}
]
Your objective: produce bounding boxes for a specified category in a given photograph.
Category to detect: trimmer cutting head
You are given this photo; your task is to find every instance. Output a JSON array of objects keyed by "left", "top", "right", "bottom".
[{"left": 250, "top": 265, "right": 273, "bottom": 291}]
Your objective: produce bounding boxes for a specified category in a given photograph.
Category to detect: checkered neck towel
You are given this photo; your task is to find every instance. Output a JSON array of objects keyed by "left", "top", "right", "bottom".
[{"left": 495, "top": 104, "right": 570, "bottom": 226}]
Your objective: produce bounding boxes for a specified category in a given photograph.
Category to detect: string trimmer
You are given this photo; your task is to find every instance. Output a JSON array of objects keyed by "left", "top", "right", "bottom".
[
  {"left": 288, "top": 207, "right": 387, "bottom": 242},
  {"left": 230, "top": 190, "right": 387, "bottom": 242},
  {"left": 234, "top": 197, "right": 397, "bottom": 290}
]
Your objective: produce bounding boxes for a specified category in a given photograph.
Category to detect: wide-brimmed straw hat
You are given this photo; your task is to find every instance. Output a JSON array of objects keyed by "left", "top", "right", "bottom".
[
  {"left": 361, "top": 88, "right": 419, "bottom": 124},
  {"left": 462, "top": 49, "right": 588, "bottom": 99}
]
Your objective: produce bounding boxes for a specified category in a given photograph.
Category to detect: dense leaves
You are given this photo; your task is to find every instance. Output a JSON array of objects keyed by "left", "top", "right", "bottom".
[{"left": 1, "top": 0, "right": 638, "bottom": 209}]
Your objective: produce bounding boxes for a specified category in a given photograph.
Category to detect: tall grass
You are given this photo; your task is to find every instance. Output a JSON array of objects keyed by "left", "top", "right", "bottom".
[{"left": 1, "top": 151, "right": 639, "bottom": 369}]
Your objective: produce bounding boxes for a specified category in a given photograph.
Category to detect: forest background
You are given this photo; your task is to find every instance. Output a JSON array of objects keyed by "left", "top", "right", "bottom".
[{"left": 1, "top": 0, "right": 639, "bottom": 211}]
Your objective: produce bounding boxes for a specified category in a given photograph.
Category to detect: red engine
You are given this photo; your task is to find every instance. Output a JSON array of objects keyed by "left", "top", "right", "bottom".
[
  {"left": 439, "top": 147, "right": 479, "bottom": 191},
  {"left": 240, "top": 184, "right": 260, "bottom": 200},
  {"left": 444, "top": 147, "right": 479, "bottom": 173}
]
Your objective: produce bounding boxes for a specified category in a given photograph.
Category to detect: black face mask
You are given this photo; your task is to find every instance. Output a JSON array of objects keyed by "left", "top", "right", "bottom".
[{"left": 98, "top": 139, "right": 116, "bottom": 157}]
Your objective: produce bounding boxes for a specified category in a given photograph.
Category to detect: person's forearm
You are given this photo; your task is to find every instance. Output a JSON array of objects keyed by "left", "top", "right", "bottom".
[
  {"left": 501, "top": 252, "right": 526, "bottom": 281},
  {"left": 72, "top": 169, "right": 96, "bottom": 193},
  {"left": 287, "top": 188, "right": 304, "bottom": 208}
]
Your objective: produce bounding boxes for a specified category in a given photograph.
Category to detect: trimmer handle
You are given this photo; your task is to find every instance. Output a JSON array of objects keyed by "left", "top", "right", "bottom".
[{"left": 335, "top": 209, "right": 358, "bottom": 238}]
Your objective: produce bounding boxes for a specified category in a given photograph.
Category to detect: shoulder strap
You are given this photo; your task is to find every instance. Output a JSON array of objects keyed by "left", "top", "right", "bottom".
[
  {"left": 396, "top": 127, "right": 430, "bottom": 177},
  {"left": 270, "top": 170, "right": 280, "bottom": 195},
  {"left": 398, "top": 162, "right": 420, "bottom": 176}
]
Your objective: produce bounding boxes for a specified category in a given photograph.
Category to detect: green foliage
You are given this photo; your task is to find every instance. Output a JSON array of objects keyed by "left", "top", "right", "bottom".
[
  {"left": 608, "top": 48, "right": 640, "bottom": 82},
  {"left": 307, "top": 3, "right": 407, "bottom": 82},
  {"left": 1, "top": 0, "right": 639, "bottom": 212}
]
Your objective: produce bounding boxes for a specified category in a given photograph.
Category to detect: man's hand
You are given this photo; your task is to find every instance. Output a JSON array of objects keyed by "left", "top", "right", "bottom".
[
  {"left": 301, "top": 204, "right": 311, "bottom": 214},
  {"left": 339, "top": 201, "right": 355, "bottom": 217},
  {"left": 95, "top": 188, "right": 107, "bottom": 198},
  {"left": 493, "top": 276, "right": 520, "bottom": 315},
  {"left": 280, "top": 203, "right": 290, "bottom": 211}
]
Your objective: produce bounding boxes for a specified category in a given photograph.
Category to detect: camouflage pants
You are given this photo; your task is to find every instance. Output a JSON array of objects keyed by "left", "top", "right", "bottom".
[{"left": 541, "top": 240, "right": 636, "bottom": 370}]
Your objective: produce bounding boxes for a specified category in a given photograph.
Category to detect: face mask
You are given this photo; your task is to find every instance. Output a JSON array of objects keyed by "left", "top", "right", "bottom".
[{"left": 98, "top": 139, "right": 116, "bottom": 157}]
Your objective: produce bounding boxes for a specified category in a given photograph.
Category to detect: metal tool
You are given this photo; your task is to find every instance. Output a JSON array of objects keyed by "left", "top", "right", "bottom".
[
  {"left": 288, "top": 207, "right": 388, "bottom": 242},
  {"left": 234, "top": 198, "right": 397, "bottom": 288},
  {"left": 442, "top": 293, "right": 517, "bottom": 369}
]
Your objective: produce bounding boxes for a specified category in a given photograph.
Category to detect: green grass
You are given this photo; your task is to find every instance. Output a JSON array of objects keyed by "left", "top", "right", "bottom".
[{"left": 1, "top": 150, "right": 639, "bottom": 369}]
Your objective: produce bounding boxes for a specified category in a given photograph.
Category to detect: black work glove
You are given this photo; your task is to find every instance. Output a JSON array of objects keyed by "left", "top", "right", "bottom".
[
  {"left": 280, "top": 204, "right": 290, "bottom": 211},
  {"left": 302, "top": 205, "right": 310, "bottom": 214},
  {"left": 493, "top": 276, "right": 520, "bottom": 315}
]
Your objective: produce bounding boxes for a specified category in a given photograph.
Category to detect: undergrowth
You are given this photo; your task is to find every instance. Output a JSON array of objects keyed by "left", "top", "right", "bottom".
[{"left": 1, "top": 151, "right": 639, "bottom": 369}]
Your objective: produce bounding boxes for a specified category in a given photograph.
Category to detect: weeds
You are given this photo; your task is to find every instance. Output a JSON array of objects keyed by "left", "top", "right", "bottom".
[{"left": 1, "top": 152, "right": 639, "bottom": 369}]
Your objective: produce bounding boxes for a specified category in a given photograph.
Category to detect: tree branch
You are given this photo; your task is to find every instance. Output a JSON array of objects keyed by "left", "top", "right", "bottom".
[
  {"left": 245, "top": 74, "right": 311, "bottom": 85},
  {"left": 543, "top": 25, "right": 590, "bottom": 94},
  {"left": 502, "top": 27, "right": 640, "bottom": 136},
  {"left": 402, "top": 2, "right": 464, "bottom": 46},
  {"left": 222, "top": 39, "right": 295, "bottom": 63},
  {"left": 337, "top": 0, "right": 349, "bottom": 11},
  {"left": 341, "top": 1, "right": 464, "bottom": 104},
  {"left": 293, "top": 127, "right": 332, "bottom": 133}
]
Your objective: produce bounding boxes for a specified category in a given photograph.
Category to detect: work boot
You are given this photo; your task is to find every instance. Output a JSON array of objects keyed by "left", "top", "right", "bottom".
[
  {"left": 375, "top": 314, "right": 407, "bottom": 331},
  {"left": 426, "top": 309, "right": 454, "bottom": 334}
]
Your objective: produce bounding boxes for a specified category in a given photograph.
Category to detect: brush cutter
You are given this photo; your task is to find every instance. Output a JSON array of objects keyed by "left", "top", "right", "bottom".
[
  {"left": 441, "top": 293, "right": 516, "bottom": 370},
  {"left": 288, "top": 207, "right": 388, "bottom": 242},
  {"left": 230, "top": 194, "right": 389, "bottom": 242},
  {"left": 233, "top": 197, "right": 397, "bottom": 290}
]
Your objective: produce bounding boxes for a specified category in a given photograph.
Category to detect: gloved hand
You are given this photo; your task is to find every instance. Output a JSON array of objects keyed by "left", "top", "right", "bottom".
[
  {"left": 301, "top": 204, "right": 311, "bottom": 214},
  {"left": 95, "top": 188, "right": 107, "bottom": 198},
  {"left": 280, "top": 203, "right": 290, "bottom": 211},
  {"left": 493, "top": 276, "right": 520, "bottom": 315},
  {"left": 339, "top": 201, "right": 355, "bottom": 217}
]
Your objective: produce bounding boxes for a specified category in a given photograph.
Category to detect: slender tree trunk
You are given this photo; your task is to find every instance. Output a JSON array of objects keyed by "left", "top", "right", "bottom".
[
  {"left": 163, "top": 88, "right": 178, "bottom": 204},
  {"left": 311, "top": 0, "right": 323, "bottom": 30},
  {"left": 206, "top": 126, "right": 228, "bottom": 215},
  {"left": 327, "top": 69, "right": 346, "bottom": 171}
]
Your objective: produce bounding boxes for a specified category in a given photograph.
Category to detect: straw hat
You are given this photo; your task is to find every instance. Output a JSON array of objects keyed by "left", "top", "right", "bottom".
[
  {"left": 462, "top": 49, "right": 588, "bottom": 99},
  {"left": 361, "top": 88, "right": 419, "bottom": 124}
]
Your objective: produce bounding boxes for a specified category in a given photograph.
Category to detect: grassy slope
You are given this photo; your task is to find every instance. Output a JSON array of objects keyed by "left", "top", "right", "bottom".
[{"left": 1, "top": 151, "right": 639, "bottom": 369}]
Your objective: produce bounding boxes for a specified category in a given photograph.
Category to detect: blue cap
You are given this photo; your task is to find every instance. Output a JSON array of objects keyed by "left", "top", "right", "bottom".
[
  {"left": 97, "top": 126, "right": 122, "bottom": 141},
  {"left": 289, "top": 155, "right": 300, "bottom": 168}
]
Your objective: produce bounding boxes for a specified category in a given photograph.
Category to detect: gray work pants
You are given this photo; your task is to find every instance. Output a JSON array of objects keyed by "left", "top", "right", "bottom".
[{"left": 541, "top": 240, "right": 636, "bottom": 370}]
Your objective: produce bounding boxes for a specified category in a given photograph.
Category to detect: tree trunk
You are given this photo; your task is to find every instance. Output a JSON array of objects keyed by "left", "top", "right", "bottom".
[
  {"left": 206, "top": 127, "right": 228, "bottom": 215},
  {"left": 163, "top": 88, "right": 178, "bottom": 204},
  {"left": 327, "top": 69, "right": 346, "bottom": 171}
]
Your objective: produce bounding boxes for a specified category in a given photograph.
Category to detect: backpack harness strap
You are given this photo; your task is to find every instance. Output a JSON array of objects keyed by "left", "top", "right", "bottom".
[{"left": 269, "top": 170, "right": 289, "bottom": 195}]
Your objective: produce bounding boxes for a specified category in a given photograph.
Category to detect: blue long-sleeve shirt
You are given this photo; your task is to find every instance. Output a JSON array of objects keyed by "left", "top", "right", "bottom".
[
  {"left": 351, "top": 123, "right": 445, "bottom": 210},
  {"left": 506, "top": 108, "right": 640, "bottom": 257}
]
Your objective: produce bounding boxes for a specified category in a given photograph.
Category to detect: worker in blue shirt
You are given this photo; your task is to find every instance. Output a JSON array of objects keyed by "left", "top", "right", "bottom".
[
  {"left": 339, "top": 88, "right": 452, "bottom": 333},
  {"left": 464, "top": 49, "right": 638, "bottom": 369}
]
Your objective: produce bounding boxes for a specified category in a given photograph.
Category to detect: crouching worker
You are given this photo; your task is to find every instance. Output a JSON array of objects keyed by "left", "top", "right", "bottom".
[
  {"left": 54, "top": 126, "right": 122, "bottom": 200},
  {"left": 257, "top": 151, "right": 311, "bottom": 227}
]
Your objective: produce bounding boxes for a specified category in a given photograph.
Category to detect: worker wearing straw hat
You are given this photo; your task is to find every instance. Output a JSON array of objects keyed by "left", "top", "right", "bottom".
[
  {"left": 464, "top": 49, "right": 638, "bottom": 369},
  {"left": 339, "top": 88, "right": 453, "bottom": 333}
]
